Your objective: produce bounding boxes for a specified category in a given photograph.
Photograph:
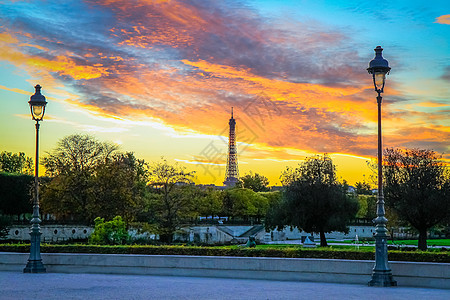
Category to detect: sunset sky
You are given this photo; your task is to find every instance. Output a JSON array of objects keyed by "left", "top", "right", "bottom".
[{"left": 1, "top": 0, "right": 449, "bottom": 186}]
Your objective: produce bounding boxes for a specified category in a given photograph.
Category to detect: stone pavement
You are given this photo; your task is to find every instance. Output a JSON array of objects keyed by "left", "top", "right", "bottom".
[{"left": 1, "top": 271, "right": 449, "bottom": 300}]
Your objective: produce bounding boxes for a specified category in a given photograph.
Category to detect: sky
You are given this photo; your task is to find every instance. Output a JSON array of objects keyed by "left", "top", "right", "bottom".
[{"left": 0, "top": 0, "right": 449, "bottom": 186}]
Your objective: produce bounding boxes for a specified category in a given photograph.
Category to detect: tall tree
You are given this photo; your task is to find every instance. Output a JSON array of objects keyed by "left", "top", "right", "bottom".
[
  {"left": 89, "top": 152, "right": 149, "bottom": 223},
  {"left": 237, "top": 172, "right": 270, "bottom": 192},
  {"left": 195, "top": 188, "right": 223, "bottom": 219},
  {"left": 221, "top": 188, "right": 269, "bottom": 221},
  {"left": 147, "top": 158, "right": 195, "bottom": 243},
  {"left": 384, "top": 148, "right": 450, "bottom": 250},
  {"left": 41, "top": 134, "right": 118, "bottom": 222},
  {"left": 0, "top": 173, "right": 33, "bottom": 220},
  {"left": 0, "top": 151, "right": 33, "bottom": 175},
  {"left": 43, "top": 134, "right": 117, "bottom": 177},
  {"left": 267, "top": 154, "right": 359, "bottom": 247},
  {"left": 355, "top": 195, "right": 377, "bottom": 220}
]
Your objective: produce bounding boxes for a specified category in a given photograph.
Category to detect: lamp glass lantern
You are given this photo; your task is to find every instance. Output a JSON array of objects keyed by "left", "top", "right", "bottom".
[
  {"left": 367, "top": 46, "right": 391, "bottom": 93},
  {"left": 28, "top": 84, "right": 47, "bottom": 121}
]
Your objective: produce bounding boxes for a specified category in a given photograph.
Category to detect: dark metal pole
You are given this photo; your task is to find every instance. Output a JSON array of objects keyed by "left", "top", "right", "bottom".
[
  {"left": 368, "top": 92, "right": 396, "bottom": 286},
  {"left": 24, "top": 121, "right": 46, "bottom": 273}
]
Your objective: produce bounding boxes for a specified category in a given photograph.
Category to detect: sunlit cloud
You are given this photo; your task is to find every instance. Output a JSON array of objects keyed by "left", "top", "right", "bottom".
[
  {"left": 331, "top": 153, "right": 372, "bottom": 161},
  {"left": 416, "top": 101, "right": 449, "bottom": 108},
  {"left": 0, "top": 84, "right": 33, "bottom": 96},
  {"left": 1, "top": 0, "right": 449, "bottom": 175},
  {"left": 174, "top": 159, "right": 226, "bottom": 166},
  {"left": 435, "top": 14, "right": 450, "bottom": 25}
]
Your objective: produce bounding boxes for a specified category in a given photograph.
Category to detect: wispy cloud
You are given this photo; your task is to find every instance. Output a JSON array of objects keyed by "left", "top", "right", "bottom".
[
  {"left": 174, "top": 159, "right": 226, "bottom": 166},
  {"left": 1, "top": 0, "right": 449, "bottom": 161},
  {"left": 435, "top": 14, "right": 450, "bottom": 25}
]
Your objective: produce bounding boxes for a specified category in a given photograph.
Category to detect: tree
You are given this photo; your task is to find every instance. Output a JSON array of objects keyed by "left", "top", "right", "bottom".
[
  {"left": 259, "top": 191, "right": 282, "bottom": 224},
  {"left": 43, "top": 134, "right": 118, "bottom": 177},
  {"left": 0, "top": 151, "right": 33, "bottom": 175},
  {"left": 195, "top": 187, "right": 223, "bottom": 219},
  {"left": 355, "top": 195, "right": 377, "bottom": 220},
  {"left": 221, "top": 188, "right": 269, "bottom": 222},
  {"left": 237, "top": 172, "right": 270, "bottom": 192},
  {"left": 89, "top": 152, "right": 149, "bottom": 223},
  {"left": 384, "top": 148, "right": 450, "bottom": 250},
  {"left": 266, "top": 154, "right": 359, "bottom": 247},
  {"left": 146, "top": 159, "right": 195, "bottom": 243},
  {"left": 0, "top": 172, "right": 33, "bottom": 220},
  {"left": 41, "top": 134, "right": 118, "bottom": 222},
  {"left": 355, "top": 180, "right": 372, "bottom": 195}
]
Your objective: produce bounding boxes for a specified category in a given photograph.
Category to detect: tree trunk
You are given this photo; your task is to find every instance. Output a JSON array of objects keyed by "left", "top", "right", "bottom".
[
  {"left": 418, "top": 228, "right": 428, "bottom": 251},
  {"left": 319, "top": 230, "right": 328, "bottom": 247}
]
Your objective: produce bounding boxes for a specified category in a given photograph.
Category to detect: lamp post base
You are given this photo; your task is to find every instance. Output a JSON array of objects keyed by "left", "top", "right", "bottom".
[
  {"left": 368, "top": 270, "right": 397, "bottom": 287},
  {"left": 23, "top": 259, "right": 46, "bottom": 273}
]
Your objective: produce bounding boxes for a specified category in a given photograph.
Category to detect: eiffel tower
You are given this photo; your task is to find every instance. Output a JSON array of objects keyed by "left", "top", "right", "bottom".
[{"left": 223, "top": 107, "right": 239, "bottom": 187}]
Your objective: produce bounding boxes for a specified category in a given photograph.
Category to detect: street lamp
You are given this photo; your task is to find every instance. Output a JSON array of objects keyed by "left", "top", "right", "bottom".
[
  {"left": 24, "top": 84, "right": 47, "bottom": 273},
  {"left": 367, "top": 46, "right": 396, "bottom": 286}
]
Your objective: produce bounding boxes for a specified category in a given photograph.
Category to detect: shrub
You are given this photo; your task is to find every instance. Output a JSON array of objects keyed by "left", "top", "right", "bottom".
[
  {"left": 89, "top": 216, "right": 129, "bottom": 245},
  {"left": 0, "top": 244, "right": 448, "bottom": 263}
]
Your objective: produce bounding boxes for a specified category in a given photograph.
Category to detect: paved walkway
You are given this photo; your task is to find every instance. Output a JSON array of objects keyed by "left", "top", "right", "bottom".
[{"left": 1, "top": 271, "right": 449, "bottom": 300}]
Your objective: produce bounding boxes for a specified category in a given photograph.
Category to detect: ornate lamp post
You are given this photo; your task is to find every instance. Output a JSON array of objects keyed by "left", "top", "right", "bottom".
[
  {"left": 24, "top": 84, "right": 47, "bottom": 273},
  {"left": 367, "top": 46, "right": 396, "bottom": 286}
]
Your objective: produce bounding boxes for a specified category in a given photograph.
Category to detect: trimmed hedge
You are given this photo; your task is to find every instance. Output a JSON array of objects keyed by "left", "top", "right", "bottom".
[{"left": 0, "top": 244, "right": 449, "bottom": 263}]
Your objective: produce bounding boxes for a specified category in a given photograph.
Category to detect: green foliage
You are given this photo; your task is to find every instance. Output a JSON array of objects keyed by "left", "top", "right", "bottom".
[
  {"left": 41, "top": 134, "right": 118, "bottom": 222},
  {"left": 146, "top": 158, "right": 195, "bottom": 243},
  {"left": 354, "top": 180, "right": 372, "bottom": 195},
  {"left": 0, "top": 151, "right": 33, "bottom": 175},
  {"left": 42, "top": 134, "right": 118, "bottom": 177},
  {"left": 0, "top": 243, "right": 448, "bottom": 263},
  {"left": 280, "top": 154, "right": 337, "bottom": 186},
  {"left": 356, "top": 195, "right": 377, "bottom": 219},
  {"left": 89, "top": 152, "right": 149, "bottom": 223},
  {"left": 41, "top": 135, "right": 148, "bottom": 223},
  {"left": 267, "top": 154, "right": 359, "bottom": 247},
  {"left": 222, "top": 188, "right": 269, "bottom": 220},
  {"left": 384, "top": 148, "right": 450, "bottom": 251},
  {"left": 237, "top": 172, "right": 270, "bottom": 192},
  {"left": 195, "top": 188, "right": 223, "bottom": 218},
  {"left": 89, "top": 216, "right": 129, "bottom": 245},
  {"left": 0, "top": 172, "right": 33, "bottom": 218}
]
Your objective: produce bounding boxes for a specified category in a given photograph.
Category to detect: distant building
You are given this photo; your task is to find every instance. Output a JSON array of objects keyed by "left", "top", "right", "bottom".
[
  {"left": 223, "top": 107, "right": 239, "bottom": 187},
  {"left": 269, "top": 186, "right": 283, "bottom": 191},
  {"left": 347, "top": 186, "right": 356, "bottom": 193},
  {"left": 196, "top": 184, "right": 227, "bottom": 190}
]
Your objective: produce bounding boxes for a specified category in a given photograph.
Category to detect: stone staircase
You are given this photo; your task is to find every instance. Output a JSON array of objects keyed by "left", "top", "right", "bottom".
[{"left": 239, "top": 225, "right": 264, "bottom": 237}]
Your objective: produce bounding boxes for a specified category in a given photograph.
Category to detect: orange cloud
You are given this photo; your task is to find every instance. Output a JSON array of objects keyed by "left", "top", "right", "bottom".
[
  {"left": 0, "top": 31, "right": 109, "bottom": 80},
  {"left": 417, "top": 101, "right": 449, "bottom": 108},
  {"left": 28, "top": 55, "right": 109, "bottom": 80},
  {"left": 435, "top": 15, "right": 450, "bottom": 25},
  {"left": 0, "top": 84, "right": 33, "bottom": 96},
  {"left": 1, "top": 0, "right": 448, "bottom": 164}
]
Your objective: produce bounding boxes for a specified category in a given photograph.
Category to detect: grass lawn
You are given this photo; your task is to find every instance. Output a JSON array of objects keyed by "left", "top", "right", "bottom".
[
  {"left": 223, "top": 244, "right": 376, "bottom": 252},
  {"left": 388, "top": 239, "right": 450, "bottom": 246},
  {"left": 327, "top": 239, "right": 450, "bottom": 247},
  {"left": 225, "top": 239, "right": 450, "bottom": 251}
]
